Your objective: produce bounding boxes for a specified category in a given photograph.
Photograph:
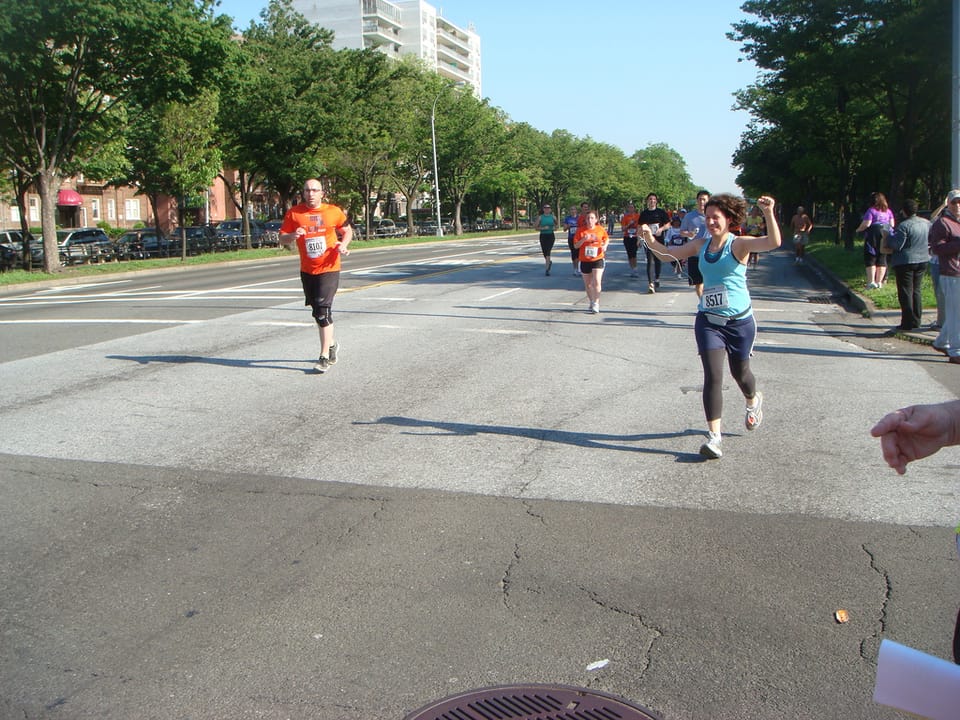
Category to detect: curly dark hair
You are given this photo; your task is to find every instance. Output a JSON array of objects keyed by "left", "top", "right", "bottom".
[{"left": 704, "top": 193, "right": 747, "bottom": 227}]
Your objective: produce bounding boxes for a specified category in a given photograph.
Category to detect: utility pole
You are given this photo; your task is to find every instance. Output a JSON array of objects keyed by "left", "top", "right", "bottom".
[{"left": 954, "top": 0, "right": 959, "bottom": 187}]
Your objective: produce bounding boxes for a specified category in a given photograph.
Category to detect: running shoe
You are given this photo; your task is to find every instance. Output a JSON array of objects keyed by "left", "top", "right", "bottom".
[
  {"left": 314, "top": 356, "right": 330, "bottom": 373},
  {"left": 647, "top": 283, "right": 656, "bottom": 294},
  {"left": 328, "top": 342, "right": 339, "bottom": 365},
  {"left": 745, "top": 391, "right": 763, "bottom": 431},
  {"left": 699, "top": 432, "right": 723, "bottom": 459},
  {"left": 589, "top": 301, "right": 600, "bottom": 314}
]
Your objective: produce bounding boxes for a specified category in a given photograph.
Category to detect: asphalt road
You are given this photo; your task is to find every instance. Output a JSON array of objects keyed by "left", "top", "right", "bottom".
[{"left": 1, "top": 236, "right": 958, "bottom": 719}]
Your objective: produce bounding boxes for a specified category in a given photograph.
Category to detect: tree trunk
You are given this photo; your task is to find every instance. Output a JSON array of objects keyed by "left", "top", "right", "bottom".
[
  {"left": 13, "top": 171, "right": 33, "bottom": 270},
  {"left": 36, "top": 171, "right": 62, "bottom": 273}
]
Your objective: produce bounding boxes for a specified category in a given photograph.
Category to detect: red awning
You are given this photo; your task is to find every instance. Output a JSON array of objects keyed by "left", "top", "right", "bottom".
[{"left": 57, "top": 189, "right": 83, "bottom": 207}]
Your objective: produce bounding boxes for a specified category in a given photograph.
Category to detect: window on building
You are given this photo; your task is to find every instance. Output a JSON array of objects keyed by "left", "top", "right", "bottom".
[
  {"left": 124, "top": 199, "right": 141, "bottom": 221},
  {"left": 10, "top": 205, "right": 20, "bottom": 223},
  {"left": 91, "top": 199, "right": 100, "bottom": 221},
  {"left": 29, "top": 197, "right": 39, "bottom": 222},
  {"left": 107, "top": 199, "right": 116, "bottom": 221}
]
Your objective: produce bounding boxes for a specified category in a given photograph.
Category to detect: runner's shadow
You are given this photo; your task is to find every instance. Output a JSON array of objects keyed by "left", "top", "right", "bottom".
[
  {"left": 357, "top": 415, "right": 707, "bottom": 462},
  {"left": 107, "top": 354, "right": 313, "bottom": 374}
]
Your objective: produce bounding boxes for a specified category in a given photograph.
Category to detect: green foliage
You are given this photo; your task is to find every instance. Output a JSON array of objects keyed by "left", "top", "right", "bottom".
[
  {"left": 0, "top": 0, "right": 234, "bottom": 270},
  {"left": 222, "top": 0, "right": 337, "bottom": 208},
  {"left": 731, "top": 0, "right": 950, "bottom": 229}
]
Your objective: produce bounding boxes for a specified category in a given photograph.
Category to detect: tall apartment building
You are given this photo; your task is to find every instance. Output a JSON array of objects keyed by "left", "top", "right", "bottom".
[{"left": 291, "top": 0, "right": 481, "bottom": 96}]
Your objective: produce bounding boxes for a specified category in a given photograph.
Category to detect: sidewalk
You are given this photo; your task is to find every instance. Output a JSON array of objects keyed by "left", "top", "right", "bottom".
[{"left": 796, "top": 249, "right": 940, "bottom": 348}]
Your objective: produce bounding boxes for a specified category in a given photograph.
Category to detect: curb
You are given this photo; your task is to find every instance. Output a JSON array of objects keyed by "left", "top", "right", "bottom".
[{"left": 799, "top": 252, "right": 936, "bottom": 348}]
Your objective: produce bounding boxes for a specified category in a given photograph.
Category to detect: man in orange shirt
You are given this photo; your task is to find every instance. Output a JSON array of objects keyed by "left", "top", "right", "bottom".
[
  {"left": 620, "top": 201, "right": 642, "bottom": 278},
  {"left": 279, "top": 179, "right": 353, "bottom": 373}
]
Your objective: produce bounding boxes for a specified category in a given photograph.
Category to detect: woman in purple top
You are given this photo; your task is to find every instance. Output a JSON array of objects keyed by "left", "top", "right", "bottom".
[{"left": 856, "top": 191, "right": 896, "bottom": 289}]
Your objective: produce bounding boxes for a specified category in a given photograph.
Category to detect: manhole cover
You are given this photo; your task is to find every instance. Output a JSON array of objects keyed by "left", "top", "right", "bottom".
[{"left": 403, "top": 683, "right": 661, "bottom": 720}]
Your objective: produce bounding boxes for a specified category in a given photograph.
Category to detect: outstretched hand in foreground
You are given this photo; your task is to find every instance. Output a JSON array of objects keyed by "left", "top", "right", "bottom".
[{"left": 870, "top": 400, "right": 960, "bottom": 475}]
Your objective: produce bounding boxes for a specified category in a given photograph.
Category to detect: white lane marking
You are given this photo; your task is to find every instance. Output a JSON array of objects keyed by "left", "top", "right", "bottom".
[
  {"left": 36, "top": 280, "right": 135, "bottom": 293},
  {"left": 465, "top": 328, "right": 531, "bottom": 335},
  {"left": 0, "top": 318, "right": 204, "bottom": 325},
  {"left": 478, "top": 288, "right": 521, "bottom": 302}
]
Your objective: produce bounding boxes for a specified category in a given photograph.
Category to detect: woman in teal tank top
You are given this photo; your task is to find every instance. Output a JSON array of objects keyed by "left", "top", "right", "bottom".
[
  {"left": 640, "top": 194, "right": 782, "bottom": 459},
  {"left": 536, "top": 204, "right": 557, "bottom": 275}
]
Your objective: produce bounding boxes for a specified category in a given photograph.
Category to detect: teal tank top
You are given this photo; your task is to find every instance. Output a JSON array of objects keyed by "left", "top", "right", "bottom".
[{"left": 697, "top": 235, "right": 752, "bottom": 318}]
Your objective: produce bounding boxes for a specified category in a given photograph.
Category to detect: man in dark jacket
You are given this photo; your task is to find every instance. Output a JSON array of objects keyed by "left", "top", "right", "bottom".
[{"left": 888, "top": 199, "right": 930, "bottom": 332}]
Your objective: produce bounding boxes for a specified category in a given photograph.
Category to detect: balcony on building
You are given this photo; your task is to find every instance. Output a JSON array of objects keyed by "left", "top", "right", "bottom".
[
  {"left": 436, "top": 20, "right": 472, "bottom": 55},
  {"left": 361, "top": 0, "right": 402, "bottom": 53},
  {"left": 362, "top": 0, "right": 402, "bottom": 31}
]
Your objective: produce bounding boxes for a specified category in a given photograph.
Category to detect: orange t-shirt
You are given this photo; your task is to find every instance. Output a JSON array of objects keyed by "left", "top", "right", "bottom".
[
  {"left": 574, "top": 225, "right": 609, "bottom": 262},
  {"left": 280, "top": 203, "right": 348, "bottom": 274},
  {"left": 621, "top": 212, "right": 641, "bottom": 238}
]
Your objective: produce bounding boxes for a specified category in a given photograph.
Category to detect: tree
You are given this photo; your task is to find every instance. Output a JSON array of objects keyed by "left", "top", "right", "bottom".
[
  {"left": 631, "top": 143, "right": 695, "bottom": 210},
  {"left": 325, "top": 48, "right": 406, "bottom": 236},
  {"left": 158, "top": 91, "right": 223, "bottom": 259},
  {"left": 0, "top": 0, "right": 233, "bottom": 271},
  {"left": 222, "top": 0, "right": 336, "bottom": 223},
  {"left": 730, "top": 0, "right": 951, "bottom": 240},
  {"left": 434, "top": 91, "right": 506, "bottom": 235},
  {"left": 386, "top": 63, "right": 449, "bottom": 237}
]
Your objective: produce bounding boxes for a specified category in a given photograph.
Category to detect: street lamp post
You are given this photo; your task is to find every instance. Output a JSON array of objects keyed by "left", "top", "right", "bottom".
[{"left": 431, "top": 93, "right": 443, "bottom": 237}]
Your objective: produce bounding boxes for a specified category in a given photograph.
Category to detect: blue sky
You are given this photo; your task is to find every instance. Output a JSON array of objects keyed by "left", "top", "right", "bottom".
[{"left": 219, "top": 1, "right": 761, "bottom": 196}]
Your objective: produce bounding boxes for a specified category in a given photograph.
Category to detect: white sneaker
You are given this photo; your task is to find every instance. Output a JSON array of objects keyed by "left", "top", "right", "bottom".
[
  {"left": 699, "top": 431, "right": 722, "bottom": 459},
  {"left": 745, "top": 391, "right": 763, "bottom": 431}
]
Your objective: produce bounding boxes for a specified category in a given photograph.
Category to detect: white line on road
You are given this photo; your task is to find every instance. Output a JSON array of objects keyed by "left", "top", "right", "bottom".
[{"left": 478, "top": 288, "right": 521, "bottom": 302}]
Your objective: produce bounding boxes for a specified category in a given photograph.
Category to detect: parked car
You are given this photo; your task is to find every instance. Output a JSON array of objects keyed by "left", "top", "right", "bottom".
[
  {"left": 57, "top": 228, "right": 114, "bottom": 264},
  {"left": 0, "top": 229, "right": 35, "bottom": 270},
  {"left": 215, "top": 219, "right": 266, "bottom": 249},
  {"left": 262, "top": 220, "right": 282, "bottom": 247},
  {"left": 371, "top": 218, "right": 404, "bottom": 238},
  {"left": 167, "top": 225, "right": 217, "bottom": 256},
  {"left": 115, "top": 228, "right": 176, "bottom": 259}
]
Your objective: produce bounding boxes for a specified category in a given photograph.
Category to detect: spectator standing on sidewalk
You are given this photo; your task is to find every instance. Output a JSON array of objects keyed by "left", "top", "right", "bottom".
[
  {"left": 929, "top": 189, "right": 960, "bottom": 363},
  {"left": 886, "top": 199, "right": 930, "bottom": 332},
  {"left": 279, "top": 179, "right": 353, "bottom": 374},
  {"left": 928, "top": 197, "right": 949, "bottom": 331},
  {"left": 856, "top": 192, "right": 896, "bottom": 289},
  {"left": 639, "top": 192, "right": 670, "bottom": 293},
  {"left": 789, "top": 206, "right": 813, "bottom": 264}
]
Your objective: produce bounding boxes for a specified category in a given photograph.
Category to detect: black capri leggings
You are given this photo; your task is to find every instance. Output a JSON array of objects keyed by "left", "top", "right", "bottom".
[
  {"left": 539, "top": 232, "right": 556, "bottom": 256},
  {"left": 700, "top": 348, "right": 756, "bottom": 422}
]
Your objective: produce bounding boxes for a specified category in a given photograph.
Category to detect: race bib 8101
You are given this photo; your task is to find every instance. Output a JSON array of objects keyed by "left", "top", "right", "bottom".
[{"left": 305, "top": 236, "right": 327, "bottom": 257}]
